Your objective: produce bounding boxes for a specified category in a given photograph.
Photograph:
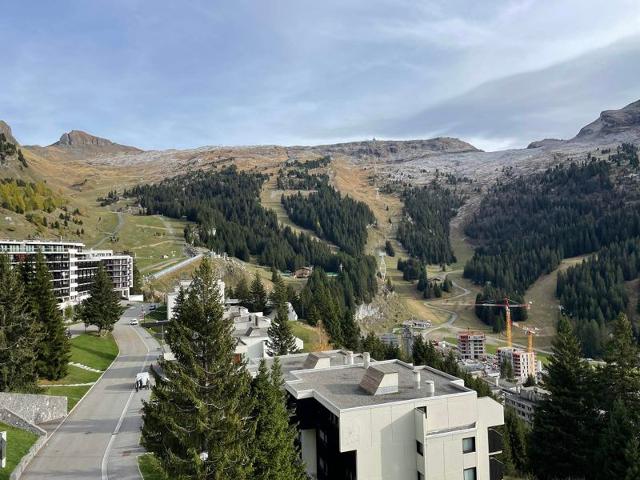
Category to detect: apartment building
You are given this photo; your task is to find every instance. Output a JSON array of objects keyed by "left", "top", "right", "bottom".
[
  {"left": 503, "top": 385, "right": 549, "bottom": 425},
  {"left": 284, "top": 353, "right": 504, "bottom": 480},
  {"left": 458, "top": 331, "right": 486, "bottom": 360},
  {"left": 497, "top": 348, "right": 536, "bottom": 383},
  {"left": 0, "top": 239, "right": 133, "bottom": 307}
]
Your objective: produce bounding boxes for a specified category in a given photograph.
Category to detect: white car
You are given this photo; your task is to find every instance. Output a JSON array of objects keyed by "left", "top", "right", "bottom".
[{"left": 129, "top": 319, "right": 139, "bottom": 326}]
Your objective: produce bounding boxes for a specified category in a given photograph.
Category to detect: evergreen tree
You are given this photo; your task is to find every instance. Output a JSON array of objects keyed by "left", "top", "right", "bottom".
[
  {"left": 80, "top": 264, "right": 124, "bottom": 334},
  {"left": 623, "top": 435, "right": 640, "bottom": 480},
  {"left": 529, "top": 316, "right": 598, "bottom": 480},
  {"left": 249, "top": 359, "right": 307, "bottom": 480},
  {"left": 142, "top": 259, "right": 253, "bottom": 479},
  {"left": 501, "top": 408, "right": 529, "bottom": 476},
  {"left": 266, "top": 274, "right": 298, "bottom": 356},
  {"left": 600, "top": 313, "right": 640, "bottom": 419},
  {"left": 342, "top": 310, "right": 361, "bottom": 351},
  {"left": 0, "top": 256, "right": 40, "bottom": 392},
  {"left": 595, "top": 400, "right": 638, "bottom": 480},
  {"left": 26, "top": 251, "right": 70, "bottom": 380},
  {"left": 131, "top": 259, "right": 143, "bottom": 295},
  {"left": 235, "top": 276, "right": 251, "bottom": 307},
  {"left": 249, "top": 272, "right": 267, "bottom": 313}
]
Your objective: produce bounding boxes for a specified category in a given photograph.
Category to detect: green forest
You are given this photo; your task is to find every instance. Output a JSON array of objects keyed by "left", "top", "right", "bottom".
[
  {"left": 464, "top": 156, "right": 640, "bottom": 295},
  {"left": 397, "top": 183, "right": 463, "bottom": 265},
  {"left": 281, "top": 184, "right": 375, "bottom": 256}
]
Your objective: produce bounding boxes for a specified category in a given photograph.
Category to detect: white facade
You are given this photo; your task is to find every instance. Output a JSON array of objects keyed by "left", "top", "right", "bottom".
[
  {"left": 285, "top": 358, "right": 505, "bottom": 480},
  {"left": 498, "top": 348, "right": 536, "bottom": 383},
  {"left": 504, "top": 386, "right": 549, "bottom": 425},
  {"left": 0, "top": 239, "right": 133, "bottom": 308}
]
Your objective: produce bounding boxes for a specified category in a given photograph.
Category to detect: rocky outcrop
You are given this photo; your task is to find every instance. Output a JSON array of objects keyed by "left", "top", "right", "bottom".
[
  {"left": 527, "top": 138, "right": 564, "bottom": 149},
  {"left": 573, "top": 99, "right": 640, "bottom": 142},
  {"left": 0, "top": 120, "right": 18, "bottom": 144},
  {"left": 50, "top": 130, "right": 141, "bottom": 154}
]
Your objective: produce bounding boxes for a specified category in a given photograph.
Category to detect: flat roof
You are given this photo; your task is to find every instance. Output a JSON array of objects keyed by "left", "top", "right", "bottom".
[
  {"left": 248, "top": 350, "right": 364, "bottom": 381},
  {"left": 286, "top": 360, "right": 470, "bottom": 411}
]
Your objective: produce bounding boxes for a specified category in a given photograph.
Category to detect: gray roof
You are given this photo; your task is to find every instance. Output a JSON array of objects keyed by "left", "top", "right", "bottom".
[
  {"left": 247, "top": 350, "right": 363, "bottom": 380},
  {"left": 286, "top": 360, "right": 469, "bottom": 411}
]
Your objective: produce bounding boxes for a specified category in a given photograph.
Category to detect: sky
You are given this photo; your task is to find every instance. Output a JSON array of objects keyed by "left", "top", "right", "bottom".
[{"left": 1, "top": 0, "right": 640, "bottom": 151}]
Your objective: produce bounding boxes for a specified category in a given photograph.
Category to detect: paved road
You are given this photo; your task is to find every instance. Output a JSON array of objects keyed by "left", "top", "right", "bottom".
[
  {"left": 23, "top": 305, "right": 162, "bottom": 480},
  {"left": 148, "top": 253, "right": 203, "bottom": 280}
]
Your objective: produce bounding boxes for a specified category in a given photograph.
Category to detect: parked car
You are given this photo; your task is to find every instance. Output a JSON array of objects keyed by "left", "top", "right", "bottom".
[{"left": 129, "top": 319, "right": 139, "bottom": 326}]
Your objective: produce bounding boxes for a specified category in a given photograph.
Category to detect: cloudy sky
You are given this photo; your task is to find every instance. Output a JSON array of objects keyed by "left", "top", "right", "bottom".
[{"left": 2, "top": 0, "right": 639, "bottom": 151}]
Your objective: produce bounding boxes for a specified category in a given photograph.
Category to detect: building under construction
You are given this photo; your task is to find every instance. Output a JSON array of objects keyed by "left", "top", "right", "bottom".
[{"left": 457, "top": 331, "right": 486, "bottom": 360}]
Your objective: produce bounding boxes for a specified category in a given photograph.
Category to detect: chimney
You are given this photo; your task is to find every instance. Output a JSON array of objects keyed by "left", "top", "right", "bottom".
[
  {"left": 254, "top": 315, "right": 259, "bottom": 327},
  {"left": 363, "top": 352, "right": 370, "bottom": 369},
  {"left": 425, "top": 380, "right": 435, "bottom": 395},
  {"left": 413, "top": 369, "right": 421, "bottom": 389},
  {"left": 348, "top": 351, "right": 355, "bottom": 365}
]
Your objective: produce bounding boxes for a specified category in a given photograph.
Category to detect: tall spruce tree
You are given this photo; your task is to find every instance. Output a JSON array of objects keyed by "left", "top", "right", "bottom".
[
  {"left": 0, "top": 256, "right": 40, "bottom": 392},
  {"left": 249, "top": 359, "right": 306, "bottom": 480},
  {"left": 266, "top": 274, "right": 298, "bottom": 356},
  {"left": 596, "top": 399, "right": 639, "bottom": 479},
  {"left": 600, "top": 313, "right": 640, "bottom": 419},
  {"left": 27, "top": 251, "right": 70, "bottom": 380},
  {"left": 131, "top": 259, "right": 143, "bottom": 295},
  {"left": 529, "top": 316, "right": 598, "bottom": 480},
  {"left": 235, "top": 276, "right": 251, "bottom": 308},
  {"left": 501, "top": 407, "right": 529, "bottom": 476},
  {"left": 80, "top": 264, "right": 124, "bottom": 334},
  {"left": 342, "top": 309, "right": 361, "bottom": 351},
  {"left": 249, "top": 272, "right": 267, "bottom": 313},
  {"left": 141, "top": 259, "right": 253, "bottom": 479}
]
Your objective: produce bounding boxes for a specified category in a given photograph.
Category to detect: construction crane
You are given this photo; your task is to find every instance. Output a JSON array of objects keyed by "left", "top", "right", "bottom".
[{"left": 440, "top": 297, "right": 531, "bottom": 347}]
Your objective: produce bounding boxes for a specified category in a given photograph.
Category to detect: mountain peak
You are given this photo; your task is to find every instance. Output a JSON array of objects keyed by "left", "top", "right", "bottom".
[
  {"left": 0, "top": 120, "right": 18, "bottom": 144},
  {"left": 574, "top": 99, "right": 640, "bottom": 142},
  {"left": 49, "top": 130, "right": 142, "bottom": 156}
]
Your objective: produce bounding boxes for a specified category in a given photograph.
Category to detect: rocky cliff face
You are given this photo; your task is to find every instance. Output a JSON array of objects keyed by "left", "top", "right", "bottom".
[
  {"left": 573, "top": 99, "right": 640, "bottom": 142},
  {"left": 0, "top": 120, "right": 18, "bottom": 144},
  {"left": 51, "top": 130, "right": 141, "bottom": 153}
]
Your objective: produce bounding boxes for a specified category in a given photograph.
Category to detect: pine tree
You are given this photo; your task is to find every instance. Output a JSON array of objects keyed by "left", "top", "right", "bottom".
[
  {"left": 266, "top": 274, "right": 298, "bottom": 356},
  {"left": 596, "top": 399, "right": 638, "bottom": 479},
  {"left": 249, "top": 359, "right": 307, "bottom": 480},
  {"left": 26, "top": 251, "right": 70, "bottom": 380},
  {"left": 235, "top": 276, "right": 251, "bottom": 307},
  {"left": 142, "top": 258, "right": 253, "bottom": 479},
  {"left": 529, "top": 316, "right": 598, "bottom": 480},
  {"left": 131, "top": 259, "right": 143, "bottom": 295},
  {"left": 342, "top": 310, "right": 361, "bottom": 351},
  {"left": 600, "top": 313, "right": 640, "bottom": 420},
  {"left": 502, "top": 408, "right": 529, "bottom": 475},
  {"left": 249, "top": 272, "right": 267, "bottom": 313},
  {"left": 623, "top": 435, "right": 640, "bottom": 480},
  {"left": 80, "top": 264, "right": 124, "bottom": 334},
  {"left": 0, "top": 256, "right": 40, "bottom": 392}
]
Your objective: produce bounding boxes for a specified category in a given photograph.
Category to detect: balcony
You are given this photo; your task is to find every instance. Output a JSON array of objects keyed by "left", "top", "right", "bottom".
[
  {"left": 488, "top": 428, "right": 503, "bottom": 455},
  {"left": 489, "top": 457, "right": 504, "bottom": 480}
]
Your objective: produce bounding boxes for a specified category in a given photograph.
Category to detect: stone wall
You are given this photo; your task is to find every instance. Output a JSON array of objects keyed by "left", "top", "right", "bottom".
[
  {"left": 0, "top": 408, "right": 46, "bottom": 436},
  {"left": 0, "top": 393, "right": 67, "bottom": 425}
]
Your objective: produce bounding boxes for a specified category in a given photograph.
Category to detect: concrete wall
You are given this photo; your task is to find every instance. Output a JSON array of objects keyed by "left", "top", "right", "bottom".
[
  {"left": 0, "top": 393, "right": 67, "bottom": 425},
  {"left": 0, "top": 407, "right": 48, "bottom": 480},
  {"left": 337, "top": 392, "right": 504, "bottom": 480}
]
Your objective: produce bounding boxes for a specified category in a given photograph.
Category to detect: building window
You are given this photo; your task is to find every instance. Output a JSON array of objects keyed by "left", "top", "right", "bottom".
[
  {"left": 416, "top": 440, "right": 424, "bottom": 455},
  {"left": 417, "top": 472, "right": 424, "bottom": 480},
  {"left": 462, "top": 437, "right": 476, "bottom": 454},
  {"left": 318, "top": 429, "right": 328, "bottom": 445},
  {"left": 463, "top": 467, "right": 477, "bottom": 480}
]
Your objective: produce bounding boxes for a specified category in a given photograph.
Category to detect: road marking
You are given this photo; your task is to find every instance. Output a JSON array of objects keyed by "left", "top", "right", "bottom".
[{"left": 101, "top": 319, "right": 153, "bottom": 480}]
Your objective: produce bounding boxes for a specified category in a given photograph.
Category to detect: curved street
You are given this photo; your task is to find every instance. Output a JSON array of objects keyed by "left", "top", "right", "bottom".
[{"left": 22, "top": 305, "right": 161, "bottom": 480}]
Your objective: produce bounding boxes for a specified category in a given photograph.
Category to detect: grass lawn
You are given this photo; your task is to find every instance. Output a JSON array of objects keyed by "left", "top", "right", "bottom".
[
  {"left": 41, "top": 333, "right": 118, "bottom": 411},
  {"left": 70, "top": 332, "right": 118, "bottom": 371},
  {"left": 289, "top": 321, "right": 324, "bottom": 352},
  {"left": 0, "top": 422, "right": 39, "bottom": 480},
  {"left": 39, "top": 365, "right": 101, "bottom": 385},
  {"left": 138, "top": 454, "right": 168, "bottom": 480},
  {"left": 41, "top": 385, "right": 92, "bottom": 411}
]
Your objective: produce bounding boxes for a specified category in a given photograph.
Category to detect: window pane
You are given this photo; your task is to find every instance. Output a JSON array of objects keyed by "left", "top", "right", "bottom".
[
  {"left": 463, "top": 467, "right": 477, "bottom": 480},
  {"left": 416, "top": 441, "right": 424, "bottom": 455},
  {"left": 462, "top": 437, "right": 476, "bottom": 453}
]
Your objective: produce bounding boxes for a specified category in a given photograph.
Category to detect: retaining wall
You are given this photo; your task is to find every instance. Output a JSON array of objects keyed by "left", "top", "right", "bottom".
[{"left": 0, "top": 393, "right": 67, "bottom": 425}]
